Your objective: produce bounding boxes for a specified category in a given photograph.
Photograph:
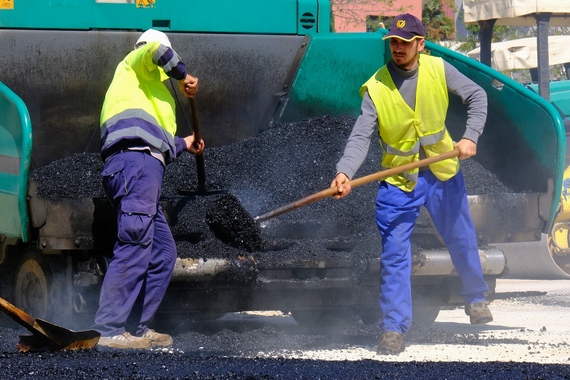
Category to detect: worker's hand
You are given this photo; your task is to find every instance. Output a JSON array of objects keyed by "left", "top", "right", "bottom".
[
  {"left": 454, "top": 138, "right": 477, "bottom": 160},
  {"left": 184, "top": 135, "right": 205, "bottom": 155},
  {"left": 331, "top": 173, "right": 351, "bottom": 199},
  {"left": 179, "top": 74, "right": 199, "bottom": 98}
]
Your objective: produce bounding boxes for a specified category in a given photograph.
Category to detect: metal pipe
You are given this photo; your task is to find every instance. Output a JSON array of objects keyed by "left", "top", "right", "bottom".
[
  {"left": 412, "top": 248, "right": 505, "bottom": 276},
  {"left": 171, "top": 258, "right": 229, "bottom": 281}
]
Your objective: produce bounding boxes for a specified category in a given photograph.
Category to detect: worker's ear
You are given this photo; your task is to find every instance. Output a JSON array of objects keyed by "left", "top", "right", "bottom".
[{"left": 417, "top": 38, "right": 426, "bottom": 52}]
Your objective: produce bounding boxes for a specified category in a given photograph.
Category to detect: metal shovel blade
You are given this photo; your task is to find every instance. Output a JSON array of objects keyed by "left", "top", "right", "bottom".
[{"left": 0, "top": 296, "right": 100, "bottom": 351}]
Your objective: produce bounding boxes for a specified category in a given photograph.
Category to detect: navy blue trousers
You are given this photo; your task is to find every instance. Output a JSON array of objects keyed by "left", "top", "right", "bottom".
[
  {"left": 374, "top": 169, "right": 489, "bottom": 334},
  {"left": 93, "top": 151, "right": 176, "bottom": 337}
]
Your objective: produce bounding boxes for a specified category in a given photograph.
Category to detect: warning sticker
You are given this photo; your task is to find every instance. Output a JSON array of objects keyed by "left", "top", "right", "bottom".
[
  {"left": 0, "top": 0, "right": 14, "bottom": 10},
  {"left": 136, "top": 0, "right": 155, "bottom": 8}
]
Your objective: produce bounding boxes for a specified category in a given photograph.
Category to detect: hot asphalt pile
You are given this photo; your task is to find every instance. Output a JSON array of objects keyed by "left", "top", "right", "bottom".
[{"left": 30, "top": 115, "right": 512, "bottom": 264}]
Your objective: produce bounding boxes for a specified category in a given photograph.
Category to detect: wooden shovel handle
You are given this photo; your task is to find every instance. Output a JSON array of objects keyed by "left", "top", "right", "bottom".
[
  {"left": 189, "top": 97, "right": 201, "bottom": 143},
  {"left": 189, "top": 97, "right": 206, "bottom": 191},
  {"left": 0, "top": 296, "right": 38, "bottom": 332},
  {"left": 253, "top": 149, "right": 459, "bottom": 223}
]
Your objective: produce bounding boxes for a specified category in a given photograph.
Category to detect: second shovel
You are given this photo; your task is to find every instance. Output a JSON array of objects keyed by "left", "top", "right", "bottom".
[{"left": 180, "top": 97, "right": 226, "bottom": 196}]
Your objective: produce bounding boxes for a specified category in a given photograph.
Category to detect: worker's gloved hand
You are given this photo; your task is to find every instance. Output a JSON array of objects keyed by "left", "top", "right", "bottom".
[
  {"left": 331, "top": 173, "right": 351, "bottom": 199},
  {"left": 179, "top": 74, "right": 199, "bottom": 98},
  {"left": 184, "top": 135, "right": 205, "bottom": 155}
]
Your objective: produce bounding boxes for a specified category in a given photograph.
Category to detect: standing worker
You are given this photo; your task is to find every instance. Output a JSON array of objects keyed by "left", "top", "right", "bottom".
[
  {"left": 331, "top": 14, "right": 492, "bottom": 355},
  {"left": 94, "top": 29, "right": 205, "bottom": 349}
]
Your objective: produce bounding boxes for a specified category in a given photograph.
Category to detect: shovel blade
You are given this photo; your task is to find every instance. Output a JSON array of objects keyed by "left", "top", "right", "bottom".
[
  {"left": 34, "top": 318, "right": 100, "bottom": 350},
  {"left": 0, "top": 296, "right": 100, "bottom": 351}
]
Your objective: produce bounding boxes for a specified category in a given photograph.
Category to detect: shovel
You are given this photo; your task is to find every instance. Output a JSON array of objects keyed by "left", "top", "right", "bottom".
[
  {"left": 254, "top": 149, "right": 461, "bottom": 222},
  {"left": 0, "top": 296, "right": 100, "bottom": 352},
  {"left": 179, "top": 97, "right": 226, "bottom": 196},
  {"left": 206, "top": 149, "right": 460, "bottom": 249}
]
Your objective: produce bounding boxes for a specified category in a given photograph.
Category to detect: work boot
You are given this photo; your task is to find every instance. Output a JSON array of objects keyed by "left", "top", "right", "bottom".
[
  {"left": 98, "top": 332, "right": 152, "bottom": 349},
  {"left": 141, "top": 329, "right": 173, "bottom": 347},
  {"left": 376, "top": 331, "right": 405, "bottom": 355},
  {"left": 465, "top": 301, "right": 494, "bottom": 325}
]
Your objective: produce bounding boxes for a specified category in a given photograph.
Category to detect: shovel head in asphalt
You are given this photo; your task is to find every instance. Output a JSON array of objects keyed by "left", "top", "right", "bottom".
[{"left": 0, "top": 296, "right": 100, "bottom": 352}]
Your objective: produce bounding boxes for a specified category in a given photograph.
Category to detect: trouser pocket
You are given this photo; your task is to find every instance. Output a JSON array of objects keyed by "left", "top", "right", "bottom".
[{"left": 118, "top": 211, "right": 155, "bottom": 246}]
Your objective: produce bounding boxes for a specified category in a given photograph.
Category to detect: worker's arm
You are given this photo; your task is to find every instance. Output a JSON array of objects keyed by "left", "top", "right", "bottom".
[
  {"left": 332, "top": 91, "right": 377, "bottom": 199},
  {"left": 444, "top": 61, "right": 488, "bottom": 154},
  {"left": 136, "top": 42, "right": 199, "bottom": 98}
]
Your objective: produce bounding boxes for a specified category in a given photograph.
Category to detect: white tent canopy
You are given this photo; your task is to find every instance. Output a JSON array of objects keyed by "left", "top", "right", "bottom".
[
  {"left": 463, "top": 0, "right": 570, "bottom": 26},
  {"left": 467, "top": 35, "right": 570, "bottom": 71}
]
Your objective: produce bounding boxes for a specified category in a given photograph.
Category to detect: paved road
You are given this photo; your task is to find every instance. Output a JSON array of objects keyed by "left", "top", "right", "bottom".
[{"left": 1, "top": 279, "right": 570, "bottom": 379}]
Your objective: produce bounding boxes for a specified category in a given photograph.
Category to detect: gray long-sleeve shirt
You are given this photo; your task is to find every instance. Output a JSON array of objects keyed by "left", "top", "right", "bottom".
[{"left": 336, "top": 58, "right": 488, "bottom": 180}]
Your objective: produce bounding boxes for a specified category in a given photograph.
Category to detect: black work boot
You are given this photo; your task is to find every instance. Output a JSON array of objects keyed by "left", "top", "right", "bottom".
[
  {"left": 465, "top": 301, "right": 494, "bottom": 325},
  {"left": 376, "top": 331, "right": 405, "bottom": 355}
]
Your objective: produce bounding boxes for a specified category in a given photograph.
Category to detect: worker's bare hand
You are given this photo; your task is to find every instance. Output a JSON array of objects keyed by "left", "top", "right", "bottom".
[
  {"left": 184, "top": 135, "right": 205, "bottom": 155},
  {"left": 179, "top": 74, "right": 199, "bottom": 98},
  {"left": 455, "top": 138, "right": 477, "bottom": 160},
  {"left": 331, "top": 173, "right": 351, "bottom": 199}
]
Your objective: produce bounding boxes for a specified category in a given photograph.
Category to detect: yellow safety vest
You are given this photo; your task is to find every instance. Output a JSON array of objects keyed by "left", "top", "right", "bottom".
[
  {"left": 362, "top": 54, "right": 459, "bottom": 191},
  {"left": 100, "top": 41, "right": 178, "bottom": 161}
]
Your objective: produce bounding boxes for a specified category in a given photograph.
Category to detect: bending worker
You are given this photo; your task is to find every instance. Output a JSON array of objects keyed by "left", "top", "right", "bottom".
[
  {"left": 93, "top": 29, "right": 205, "bottom": 349},
  {"left": 331, "top": 14, "right": 493, "bottom": 355}
]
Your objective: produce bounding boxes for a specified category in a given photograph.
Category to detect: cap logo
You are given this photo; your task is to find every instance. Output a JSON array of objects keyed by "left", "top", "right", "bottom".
[{"left": 397, "top": 20, "right": 406, "bottom": 29}]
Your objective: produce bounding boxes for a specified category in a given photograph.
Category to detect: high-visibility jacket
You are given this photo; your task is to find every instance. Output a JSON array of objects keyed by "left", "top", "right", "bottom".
[
  {"left": 362, "top": 54, "right": 459, "bottom": 191},
  {"left": 100, "top": 41, "right": 187, "bottom": 164}
]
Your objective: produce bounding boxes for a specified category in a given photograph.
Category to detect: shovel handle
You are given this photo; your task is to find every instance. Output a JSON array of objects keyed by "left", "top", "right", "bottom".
[
  {"left": 0, "top": 296, "right": 37, "bottom": 331},
  {"left": 189, "top": 97, "right": 206, "bottom": 191},
  {"left": 253, "top": 149, "right": 460, "bottom": 223},
  {"left": 189, "top": 97, "right": 202, "bottom": 146}
]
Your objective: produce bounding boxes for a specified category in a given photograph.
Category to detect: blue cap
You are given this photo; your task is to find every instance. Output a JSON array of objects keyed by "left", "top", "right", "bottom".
[{"left": 382, "top": 13, "right": 425, "bottom": 42}]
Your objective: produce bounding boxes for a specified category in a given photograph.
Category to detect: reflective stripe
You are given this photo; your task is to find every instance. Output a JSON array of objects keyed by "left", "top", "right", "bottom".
[
  {"left": 101, "top": 108, "right": 176, "bottom": 162},
  {"left": 381, "top": 164, "right": 419, "bottom": 182},
  {"left": 103, "top": 127, "right": 172, "bottom": 154},
  {"left": 419, "top": 129, "right": 446, "bottom": 146},
  {"left": 101, "top": 109, "right": 161, "bottom": 134},
  {"left": 382, "top": 140, "right": 420, "bottom": 156},
  {"left": 154, "top": 45, "right": 182, "bottom": 75},
  {"left": 381, "top": 128, "right": 446, "bottom": 155}
]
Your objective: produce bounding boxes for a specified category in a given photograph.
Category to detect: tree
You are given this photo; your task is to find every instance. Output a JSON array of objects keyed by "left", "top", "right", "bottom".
[{"left": 422, "top": 0, "right": 455, "bottom": 42}]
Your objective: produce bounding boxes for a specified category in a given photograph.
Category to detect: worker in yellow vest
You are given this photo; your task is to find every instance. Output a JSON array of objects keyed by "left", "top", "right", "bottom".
[
  {"left": 331, "top": 13, "right": 493, "bottom": 355},
  {"left": 94, "top": 29, "right": 205, "bottom": 350}
]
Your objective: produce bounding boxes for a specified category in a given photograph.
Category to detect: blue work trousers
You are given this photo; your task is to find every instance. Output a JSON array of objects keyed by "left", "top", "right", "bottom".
[
  {"left": 375, "top": 169, "right": 489, "bottom": 334},
  {"left": 93, "top": 151, "right": 176, "bottom": 337}
]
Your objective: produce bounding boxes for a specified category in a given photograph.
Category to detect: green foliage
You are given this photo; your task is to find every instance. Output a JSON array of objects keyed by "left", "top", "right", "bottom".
[
  {"left": 455, "top": 23, "right": 520, "bottom": 53},
  {"left": 422, "top": 0, "right": 454, "bottom": 42}
]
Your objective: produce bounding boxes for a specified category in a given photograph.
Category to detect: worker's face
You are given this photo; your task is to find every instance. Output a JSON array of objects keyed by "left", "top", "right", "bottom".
[{"left": 389, "top": 37, "right": 425, "bottom": 71}]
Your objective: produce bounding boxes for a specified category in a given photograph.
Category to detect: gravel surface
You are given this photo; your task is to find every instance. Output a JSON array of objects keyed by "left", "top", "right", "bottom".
[{"left": 1, "top": 280, "right": 570, "bottom": 379}]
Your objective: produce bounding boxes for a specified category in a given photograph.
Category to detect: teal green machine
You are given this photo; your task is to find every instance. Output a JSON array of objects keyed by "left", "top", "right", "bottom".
[{"left": 0, "top": 0, "right": 565, "bottom": 325}]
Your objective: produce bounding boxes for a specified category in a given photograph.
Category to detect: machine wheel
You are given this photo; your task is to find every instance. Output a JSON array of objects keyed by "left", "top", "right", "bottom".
[
  {"left": 358, "top": 306, "right": 440, "bottom": 327},
  {"left": 358, "top": 308, "right": 381, "bottom": 325},
  {"left": 412, "top": 306, "right": 440, "bottom": 327},
  {"left": 13, "top": 249, "right": 52, "bottom": 320},
  {"left": 290, "top": 308, "right": 356, "bottom": 328}
]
